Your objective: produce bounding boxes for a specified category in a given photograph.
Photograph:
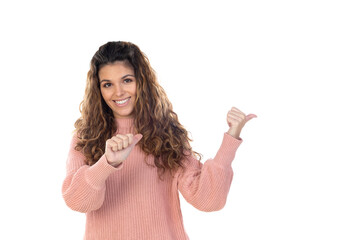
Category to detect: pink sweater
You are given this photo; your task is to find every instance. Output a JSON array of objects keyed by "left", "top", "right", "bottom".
[{"left": 62, "top": 118, "right": 242, "bottom": 240}]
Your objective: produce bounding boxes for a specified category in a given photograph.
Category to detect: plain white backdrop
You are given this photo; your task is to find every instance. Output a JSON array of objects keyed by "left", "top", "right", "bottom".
[{"left": 0, "top": 0, "right": 359, "bottom": 239}]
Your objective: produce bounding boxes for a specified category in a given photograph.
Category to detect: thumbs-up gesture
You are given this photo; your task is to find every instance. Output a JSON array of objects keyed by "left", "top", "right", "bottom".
[
  {"left": 105, "top": 133, "right": 143, "bottom": 167},
  {"left": 227, "top": 107, "right": 257, "bottom": 139}
]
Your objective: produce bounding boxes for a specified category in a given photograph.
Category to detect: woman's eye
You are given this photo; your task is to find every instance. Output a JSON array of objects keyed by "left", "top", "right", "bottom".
[
  {"left": 103, "top": 83, "right": 111, "bottom": 88},
  {"left": 124, "top": 79, "right": 133, "bottom": 84}
]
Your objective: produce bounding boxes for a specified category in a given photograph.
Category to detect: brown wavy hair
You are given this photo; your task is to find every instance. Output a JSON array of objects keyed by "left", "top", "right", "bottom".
[{"left": 74, "top": 41, "right": 201, "bottom": 177}]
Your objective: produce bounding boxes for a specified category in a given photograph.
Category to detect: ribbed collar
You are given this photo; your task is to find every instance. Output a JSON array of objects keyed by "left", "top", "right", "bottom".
[
  {"left": 115, "top": 117, "right": 135, "bottom": 134},
  {"left": 115, "top": 117, "right": 134, "bottom": 129}
]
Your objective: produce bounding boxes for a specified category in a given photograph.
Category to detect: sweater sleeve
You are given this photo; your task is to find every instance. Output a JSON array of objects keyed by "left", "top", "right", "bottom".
[
  {"left": 61, "top": 133, "right": 123, "bottom": 213},
  {"left": 177, "top": 133, "right": 242, "bottom": 212}
]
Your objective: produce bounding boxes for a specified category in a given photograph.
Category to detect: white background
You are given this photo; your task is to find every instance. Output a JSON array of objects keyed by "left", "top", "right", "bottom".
[{"left": 0, "top": 0, "right": 359, "bottom": 239}]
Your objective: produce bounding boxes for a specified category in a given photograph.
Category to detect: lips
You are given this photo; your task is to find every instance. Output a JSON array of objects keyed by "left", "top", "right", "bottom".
[{"left": 113, "top": 97, "right": 130, "bottom": 106}]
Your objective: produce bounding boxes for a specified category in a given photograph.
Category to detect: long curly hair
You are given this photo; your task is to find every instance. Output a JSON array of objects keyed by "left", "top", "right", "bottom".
[{"left": 74, "top": 41, "right": 201, "bottom": 177}]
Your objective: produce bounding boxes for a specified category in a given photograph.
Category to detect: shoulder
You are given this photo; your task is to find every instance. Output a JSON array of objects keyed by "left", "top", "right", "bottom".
[
  {"left": 177, "top": 151, "right": 202, "bottom": 175},
  {"left": 68, "top": 131, "right": 84, "bottom": 157},
  {"left": 69, "top": 131, "right": 80, "bottom": 145}
]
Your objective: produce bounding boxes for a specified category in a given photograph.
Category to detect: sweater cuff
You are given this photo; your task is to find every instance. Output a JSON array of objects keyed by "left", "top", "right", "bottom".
[
  {"left": 85, "top": 154, "right": 123, "bottom": 190},
  {"left": 213, "top": 133, "right": 243, "bottom": 167}
]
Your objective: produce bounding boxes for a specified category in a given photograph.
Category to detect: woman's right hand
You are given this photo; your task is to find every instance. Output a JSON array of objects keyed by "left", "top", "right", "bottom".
[{"left": 105, "top": 133, "right": 143, "bottom": 167}]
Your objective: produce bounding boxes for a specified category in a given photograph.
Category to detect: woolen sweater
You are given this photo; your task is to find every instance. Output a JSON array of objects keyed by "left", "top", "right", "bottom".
[{"left": 62, "top": 118, "right": 242, "bottom": 240}]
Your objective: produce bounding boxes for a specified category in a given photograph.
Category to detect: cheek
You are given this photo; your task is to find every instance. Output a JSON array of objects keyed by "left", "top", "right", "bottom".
[
  {"left": 100, "top": 89, "right": 111, "bottom": 101},
  {"left": 131, "top": 84, "right": 137, "bottom": 97}
]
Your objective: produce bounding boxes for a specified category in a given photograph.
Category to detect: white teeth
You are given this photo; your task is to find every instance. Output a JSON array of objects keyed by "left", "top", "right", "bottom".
[{"left": 115, "top": 98, "right": 129, "bottom": 104}]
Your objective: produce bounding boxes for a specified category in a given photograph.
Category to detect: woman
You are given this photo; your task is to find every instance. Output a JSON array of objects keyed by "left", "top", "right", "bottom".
[{"left": 62, "top": 41, "right": 257, "bottom": 240}]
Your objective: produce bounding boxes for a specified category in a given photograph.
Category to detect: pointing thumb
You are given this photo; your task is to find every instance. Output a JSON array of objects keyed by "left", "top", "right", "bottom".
[
  {"left": 132, "top": 134, "right": 143, "bottom": 146},
  {"left": 245, "top": 114, "right": 258, "bottom": 122}
]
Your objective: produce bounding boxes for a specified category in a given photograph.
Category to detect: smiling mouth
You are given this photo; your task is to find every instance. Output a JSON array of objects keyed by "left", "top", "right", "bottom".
[{"left": 113, "top": 97, "right": 130, "bottom": 105}]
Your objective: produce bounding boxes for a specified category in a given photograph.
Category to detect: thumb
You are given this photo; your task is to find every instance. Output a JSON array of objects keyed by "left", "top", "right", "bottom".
[
  {"left": 245, "top": 114, "right": 257, "bottom": 122},
  {"left": 131, "top": 134, "right": 143, "bottom": 146}
]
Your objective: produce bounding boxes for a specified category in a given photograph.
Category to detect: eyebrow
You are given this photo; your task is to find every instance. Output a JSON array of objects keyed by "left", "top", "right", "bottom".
[{"left": 100, "top": 74, "right": 135, "bottom": 83}]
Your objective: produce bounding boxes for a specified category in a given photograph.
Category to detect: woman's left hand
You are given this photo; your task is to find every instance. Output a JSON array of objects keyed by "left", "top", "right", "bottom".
[{"left": 227, "top": 107, "right": 257, "bottom": 139}]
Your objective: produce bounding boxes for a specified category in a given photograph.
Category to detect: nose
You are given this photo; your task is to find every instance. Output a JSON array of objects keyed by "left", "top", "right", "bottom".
[{"left": 115, "top": 83, "right": 125, "bottom": 97}]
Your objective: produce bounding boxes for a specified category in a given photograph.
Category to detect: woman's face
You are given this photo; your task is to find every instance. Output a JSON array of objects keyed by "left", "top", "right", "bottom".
[{"left": 98, "top": 61, "right": 137, "bottom": 119}]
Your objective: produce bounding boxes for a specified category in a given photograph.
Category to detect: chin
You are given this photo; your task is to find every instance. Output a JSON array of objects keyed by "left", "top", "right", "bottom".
[{"left": 114, "top": 110, "right": 134, "bottom": 118}]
